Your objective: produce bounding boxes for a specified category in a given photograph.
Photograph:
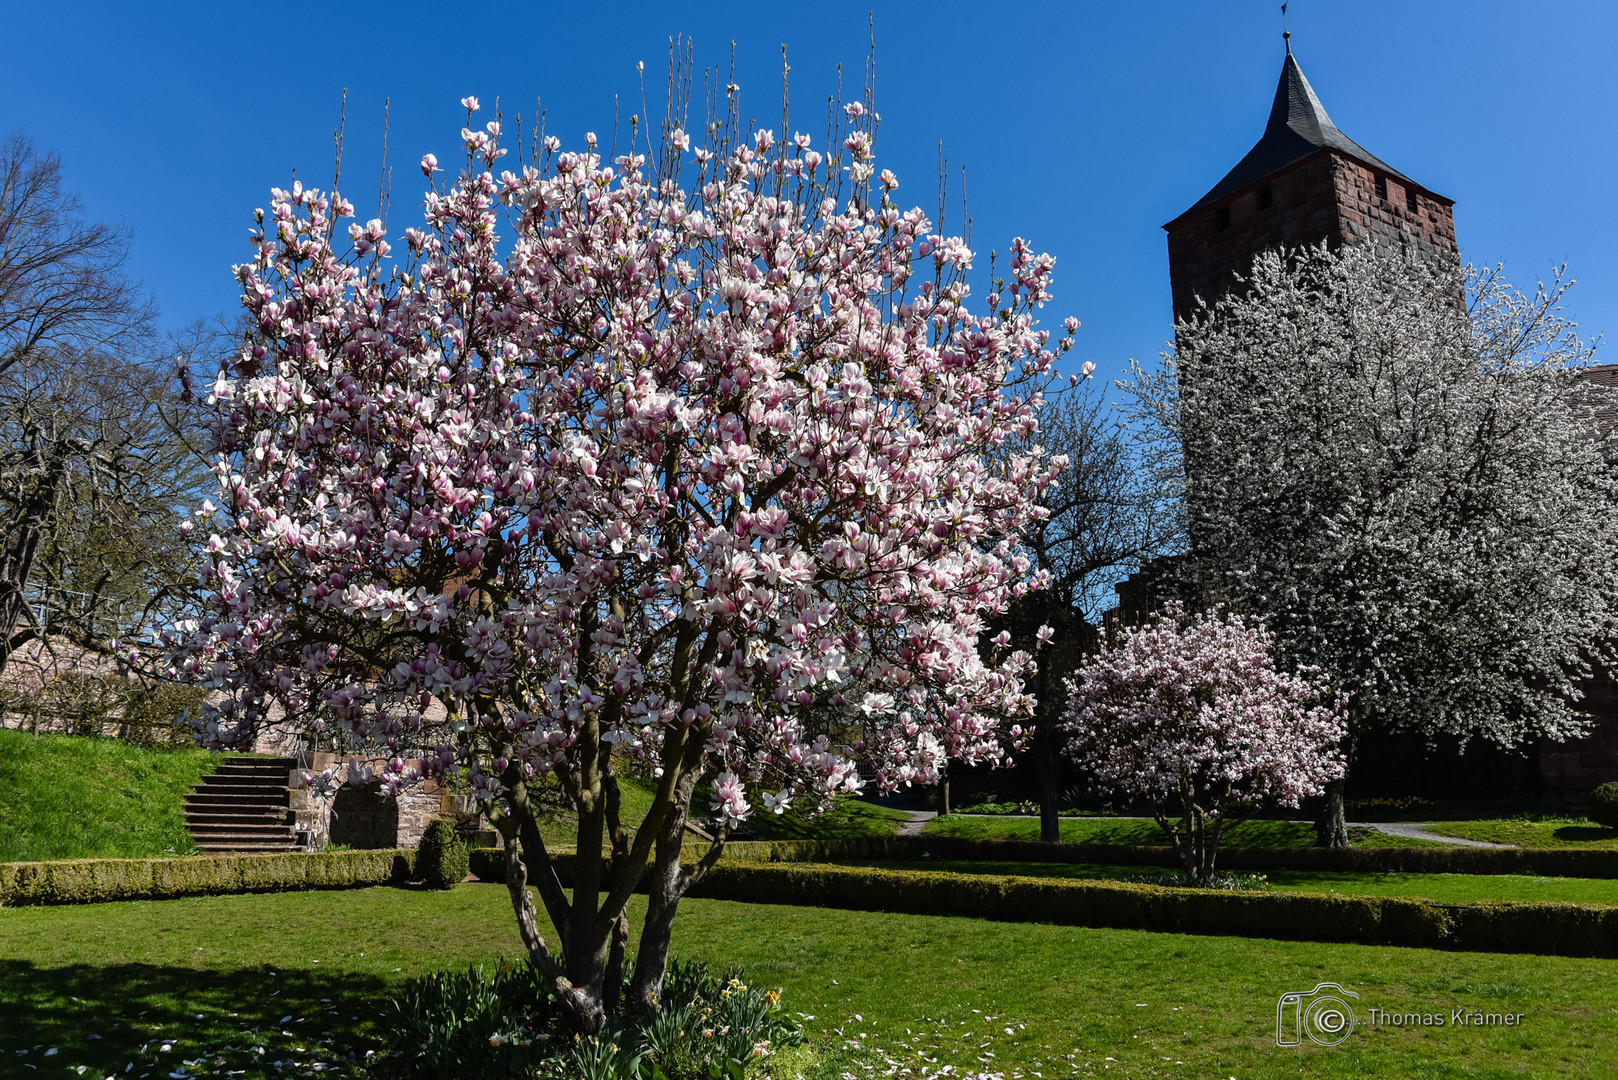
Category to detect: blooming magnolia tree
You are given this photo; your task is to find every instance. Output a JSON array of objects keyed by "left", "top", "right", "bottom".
[
  {"left": 1063, "top": 603, "right": 1344, "bottom": 883},
  {"left": 170, "top": 85, "right": 1069, "bottom": 1030}
]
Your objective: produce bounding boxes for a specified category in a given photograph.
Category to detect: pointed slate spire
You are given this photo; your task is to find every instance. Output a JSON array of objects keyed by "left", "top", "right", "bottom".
[
  {"left": 1266, "top": 51, "right": 1346, "bottom": 149},
  {"left": 1183, "top": 49, "right": 1416, "bottom": 212}
]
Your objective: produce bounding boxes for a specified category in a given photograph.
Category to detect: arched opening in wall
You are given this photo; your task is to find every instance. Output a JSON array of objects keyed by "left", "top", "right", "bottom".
[{"left": 329, "top": 783, "right": 399, "bottom": 849}]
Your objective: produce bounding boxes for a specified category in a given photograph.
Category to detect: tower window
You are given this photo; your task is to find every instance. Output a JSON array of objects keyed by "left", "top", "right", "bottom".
[
  {"left": 1405, "top": 186, "right": 1418, "bottom": 213},
  {"left": 1256, "top": 185, "right": 1274, "bottom": 210},
  {"left": 1375, "top": 175, "right": 1389, "bottom": 202},
  {"left": 1214, "top": 205, "right": 1231, "bottom": 231}
]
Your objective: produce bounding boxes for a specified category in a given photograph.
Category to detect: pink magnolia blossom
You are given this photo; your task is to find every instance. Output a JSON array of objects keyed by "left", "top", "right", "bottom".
[
  {"left": 1063, "top": 602, "right": 1345, "bottom": 883},
  {"left": 171, "top": 90, "right": 1072, "bottom": 1030}
]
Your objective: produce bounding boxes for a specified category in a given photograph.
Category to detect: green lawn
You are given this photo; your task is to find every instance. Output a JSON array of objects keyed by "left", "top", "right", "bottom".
[
  {"left": 746, "top": 797, "right": 909, "bottom": 840},
  {"left": 2, "top": 884, "right": 1612, "bottom": 1078},
  {"left": 531, "top": 779, "right": 906, "bottom": 848},
  {"left": 527, "top": 775, "right": 662, "bottom": 848},
  {"left": 1426, "top": 818, "right": 1618, "bottom": 850},
  {"left": 922, "top": 813, "right": 1438, "bottom": 848},
  {"left": 0, "top": 729, "right": 218, "bottom": 861},
  {"left": 836, "top": 859, "right": 1618, "bottom": 905}
]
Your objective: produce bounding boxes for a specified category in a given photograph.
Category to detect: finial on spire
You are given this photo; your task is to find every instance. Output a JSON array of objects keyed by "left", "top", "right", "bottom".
[{"left": 1282, "top": 3, "right": 1292, "bottom": 54}]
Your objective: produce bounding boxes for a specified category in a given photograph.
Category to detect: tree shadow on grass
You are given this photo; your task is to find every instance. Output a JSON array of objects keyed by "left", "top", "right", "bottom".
[
  {"left": 0, "top": 960, "right": 395, "bottom": 1075},
  {"left": 1553, "top": 825, "right": 1618, "bottom": 842}
]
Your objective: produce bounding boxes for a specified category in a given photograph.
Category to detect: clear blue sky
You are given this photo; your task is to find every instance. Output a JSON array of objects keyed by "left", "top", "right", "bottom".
[{"left": 4, "top": 1, "right": 1613, "bottom": 385}]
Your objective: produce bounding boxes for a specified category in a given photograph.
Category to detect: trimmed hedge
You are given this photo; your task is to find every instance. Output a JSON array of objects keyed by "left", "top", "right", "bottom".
[
  {"left": 12, "top": 842, "right": 1617, "bottom": 957},
  {"left": 699, "top": 862, "right": 1618, "bottom": 958},
  {"left": 469, "top": 846, "right": 507, "bottom": 884},
  {"left": 722, "top": 836, "right": 1618, "bottom": 879},
  {"left": 0, "top": 849, "right": 415, "bottom": 906},
  {"left": 469, "top": 835, "right": 1618, "bottom": 881},
  {"left": 465, "top": 845, "right": 1618, "bottom": 957}
]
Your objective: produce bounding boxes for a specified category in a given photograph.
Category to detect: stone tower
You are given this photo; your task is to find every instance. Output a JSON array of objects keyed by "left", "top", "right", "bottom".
[{"left": 1163, "top": 44, "right": 1458, "bottom": 320}]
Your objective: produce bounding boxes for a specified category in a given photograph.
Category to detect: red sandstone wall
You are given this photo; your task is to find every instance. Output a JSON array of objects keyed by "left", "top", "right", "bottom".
[
  {"left": 1329, "top": 157, "right": 1458, "bottom": 268},
  {"left": 292, "top": 751, "right": 450, "bottom": 850},
  {"left": 1165, "top": 150, "right": 1458, "bottom": 322},
  {"left": 1167, "top": 152, "right": 1343, "bottom": 320},
  {"left": 1540, "top": 677, "right": 1618, "bottom": 803}
]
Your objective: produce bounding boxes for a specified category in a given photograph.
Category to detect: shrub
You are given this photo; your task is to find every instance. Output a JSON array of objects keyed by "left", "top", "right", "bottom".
[
  {"left": 1588, "top": 783, "right": 1618, "bottom": 828},
  {"left": 0, "top": 674, "right": 207, "bottom": 749},
  {"left": 416, "top": 818, "right": 470, "bottom": 890},
  {"left": 382, "top": 959, "right": 800, "bottom": 1080},
  {"left": 384, "top": 960, "right": 556, "bottom": 1079},
  {"left": 644, "top": 959, "right": 804, "bottom": 1079}
]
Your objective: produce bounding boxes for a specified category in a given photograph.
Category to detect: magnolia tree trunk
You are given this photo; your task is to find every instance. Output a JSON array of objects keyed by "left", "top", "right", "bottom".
[
  {"left": 1168, "top": 817, "right": 1221, "bottom": 885},
  {"left": 494, "top": 733, "right": 725, "bottom": 1034},
  {"left": 628, "top": 747, "right": 714, "bottom": 1017},
  {"left": 1176, "top": 834, "right": 1219, "bottom": 885},
  {"left": 1161, "top": 788, "right": 1234, "bottom": 886}
]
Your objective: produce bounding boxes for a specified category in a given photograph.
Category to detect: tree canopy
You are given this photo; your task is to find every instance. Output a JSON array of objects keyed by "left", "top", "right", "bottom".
[
  {"left": 1136, "top": 243, "right": 1618, "bottom": 842},
  {"left": 171, "top": 89, "right": 1069, "bottom": 1029}
]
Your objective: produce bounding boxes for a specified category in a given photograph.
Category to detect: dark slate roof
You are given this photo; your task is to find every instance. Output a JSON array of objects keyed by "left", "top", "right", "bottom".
[{"left": 1180, "top": 49, "right": 1442, "bottom": 215}]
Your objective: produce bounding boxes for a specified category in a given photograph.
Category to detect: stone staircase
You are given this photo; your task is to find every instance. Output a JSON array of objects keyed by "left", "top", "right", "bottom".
[{"left": 184, "top": 755, "right": 302, "bottom": 853}]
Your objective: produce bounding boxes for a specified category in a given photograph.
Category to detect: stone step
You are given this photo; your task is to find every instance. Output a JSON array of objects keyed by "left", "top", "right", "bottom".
[
  {"left": 185, "top": 822, "right": 297, "bottom": 841},
  {"left": 185, "top": 755, "right": 302, "bottom": 853},
  {"left": 194, "top": 784, "right": 291, "bottom": 799},
  {"left": 199, "top": 771, "right": 292, "bottom": 785},
  {"left": 195, "top": 841, "right": 304, "bottom": 853},
  {"left": 188, "top": 785, "right": 290, "bottom": 799},
  {"left": 185, "top": 790, "right": 289, "bottom": 804},
  {"left": 211, "top": 764, "right": 295, "bottom": 779},
  {"left": 185, "top": 810, "right": 293, "bottom": 826}
]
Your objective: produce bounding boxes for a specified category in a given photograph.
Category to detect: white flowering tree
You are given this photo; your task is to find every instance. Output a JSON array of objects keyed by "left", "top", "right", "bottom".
[
  {"left": 1063, "top": 603, "right": 1344, "bottom": 883},
  {"left": 170, "top": 85, "right": 1068, "bottom": 1030},
  {"left": 1140, "top": 244, "right": 1618, "bottom": 845}
]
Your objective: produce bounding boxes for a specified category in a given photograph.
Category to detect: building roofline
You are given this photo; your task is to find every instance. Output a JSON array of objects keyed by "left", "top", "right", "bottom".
[
  {"left": 1166, "top": 51, "right": 1453, "bottom": 229},
  {"left": 1162, "top": 146, "right": 1454, "bottom": 231}
]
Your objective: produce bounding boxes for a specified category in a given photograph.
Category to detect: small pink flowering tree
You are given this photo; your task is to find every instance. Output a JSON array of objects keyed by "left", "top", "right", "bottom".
[
  {"left": 170, "top": 83, "right": 1068, "bottom": 1030},
  {"left": 1063, "top": 603, "right": 1344, "bottom": 884}
]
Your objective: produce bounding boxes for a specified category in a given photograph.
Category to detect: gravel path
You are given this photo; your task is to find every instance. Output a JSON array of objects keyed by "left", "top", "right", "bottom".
[
  {"left": 1352, "top": 821, "right": 1511, "bottom": 849},
  {"left": 896, "top": 810, "right": 936, "bottom": 836}
]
